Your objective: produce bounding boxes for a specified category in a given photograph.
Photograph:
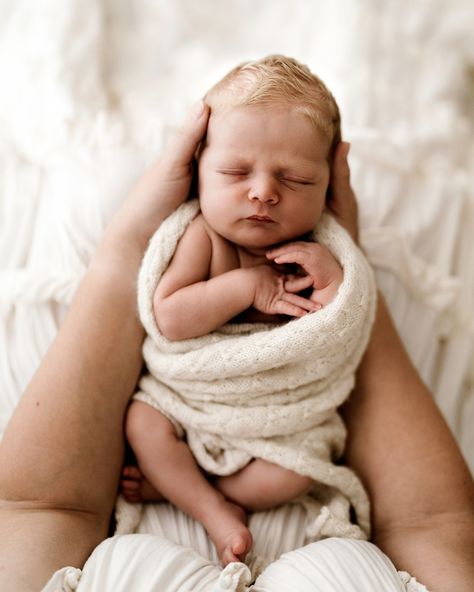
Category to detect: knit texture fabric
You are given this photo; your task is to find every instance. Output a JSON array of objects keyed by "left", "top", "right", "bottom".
[{"left": 131, "top": 199, "right": 377, "bottom": 539}]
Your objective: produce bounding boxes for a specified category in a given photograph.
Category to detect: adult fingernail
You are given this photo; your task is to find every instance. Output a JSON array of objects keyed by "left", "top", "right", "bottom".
[
  {"left": 344, "top": 142, "right": 351, "bottom": 157},
  {"left": 192, "top": 100, "right": 204, "bottom": 119}
]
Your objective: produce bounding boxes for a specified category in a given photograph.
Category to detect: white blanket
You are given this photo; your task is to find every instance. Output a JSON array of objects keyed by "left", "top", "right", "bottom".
[{"left": 130, "top": 199, "right": 377, "bottom": 540}]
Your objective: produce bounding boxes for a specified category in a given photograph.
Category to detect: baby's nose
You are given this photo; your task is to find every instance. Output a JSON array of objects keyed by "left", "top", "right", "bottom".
[{"left": 247, "top": 176, "right": 279, "bottom": 204}]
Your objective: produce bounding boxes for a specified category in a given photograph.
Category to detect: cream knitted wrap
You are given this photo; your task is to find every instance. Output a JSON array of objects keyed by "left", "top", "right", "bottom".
[{"left": 134, "top": 198, "right": 377, "bottom": 539}]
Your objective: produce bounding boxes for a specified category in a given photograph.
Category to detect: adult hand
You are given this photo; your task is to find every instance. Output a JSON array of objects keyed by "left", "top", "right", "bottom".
[
  {"left": 326, "top": 142, "right": 359, "bottom": 244},
  {"left": 155, "top": 100, "right": 210, "bottom": 208},
  {"left": 122, "top": 101, "right": 210, "bottom": 241},
  {"left": 99, "top": 100, "right": 209, "bottom": 263}
]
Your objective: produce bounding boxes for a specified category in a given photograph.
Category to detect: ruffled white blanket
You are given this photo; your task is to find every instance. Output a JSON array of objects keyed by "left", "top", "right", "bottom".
[{"left": 130, "top": 199, "right": 377, "bottom": 540}]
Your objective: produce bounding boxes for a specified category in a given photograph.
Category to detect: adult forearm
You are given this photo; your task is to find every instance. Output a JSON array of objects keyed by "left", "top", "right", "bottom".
[
  {"left": 0, "top": 102, "right": 210, "bottom": 592},
  {"left": 0, "top": 151, "right": 197, "bottom": 499},
  {"left": 93, "top": 102, "right": 209, "bottom": 274},
  {"left": 376, "top": 512, "right": 474, "bottom": 592},
  {"left": 342, "top": 293, "right": 474, "bottom": 589},
  {"left": 0, "top": 202, "right": 158, "bottom": 588}
]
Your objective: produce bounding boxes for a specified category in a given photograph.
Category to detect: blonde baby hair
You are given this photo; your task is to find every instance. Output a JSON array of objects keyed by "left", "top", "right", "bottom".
[{"left": 204, "top": 55, "right": 341, "bottom": 162}]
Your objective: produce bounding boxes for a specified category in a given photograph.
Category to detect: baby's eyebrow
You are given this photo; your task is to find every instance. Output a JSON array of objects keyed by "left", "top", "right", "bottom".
[
  {"left": 216, "top": 161, "right": 248, "bottom": 167},
  {"left": 212, "top": 155, "right": 249, "bottom": 166},
  {"left": 278, "top": 162, "right": 324, "bottom": 177}
]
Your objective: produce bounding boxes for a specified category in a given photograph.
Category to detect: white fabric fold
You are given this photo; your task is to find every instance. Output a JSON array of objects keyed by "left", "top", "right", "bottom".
[{"left": 41, "top": 533, "right": 429, "bottom": 592}]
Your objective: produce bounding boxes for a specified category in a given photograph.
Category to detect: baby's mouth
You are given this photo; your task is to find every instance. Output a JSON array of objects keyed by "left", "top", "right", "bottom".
[{"left": 246, "top": 215, "right": 275, "bottom": 223}]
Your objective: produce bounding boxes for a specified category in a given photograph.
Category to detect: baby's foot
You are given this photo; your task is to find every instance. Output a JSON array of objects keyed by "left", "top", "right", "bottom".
[
  {"left": 202, "top": 499, "right": 253, "bottom": 566},
  {"left": 120, "top": 465, "right": 164, "bottom": 503}
]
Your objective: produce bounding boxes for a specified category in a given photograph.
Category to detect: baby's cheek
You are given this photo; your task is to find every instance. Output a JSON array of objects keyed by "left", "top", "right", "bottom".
[{"left": 200, "top": 201, "right": 228, "bottom": 232}]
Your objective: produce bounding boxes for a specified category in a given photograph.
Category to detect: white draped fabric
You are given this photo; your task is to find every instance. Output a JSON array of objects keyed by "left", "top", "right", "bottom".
[{"left": 42, "top": 504, "right": 427, "bottom": 592}]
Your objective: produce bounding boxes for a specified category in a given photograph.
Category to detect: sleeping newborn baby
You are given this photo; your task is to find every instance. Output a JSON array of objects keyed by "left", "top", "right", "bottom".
[{"left": 122, "top": 55, "right": 377, "bottom": 566}]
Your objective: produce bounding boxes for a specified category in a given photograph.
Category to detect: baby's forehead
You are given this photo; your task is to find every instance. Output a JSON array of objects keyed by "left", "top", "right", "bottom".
[
  {"left": 208, "top": 104, "right": 325, "bottom": 138},
  {"left": 205, "top": 105, "right": 330, "bottom": 162}
]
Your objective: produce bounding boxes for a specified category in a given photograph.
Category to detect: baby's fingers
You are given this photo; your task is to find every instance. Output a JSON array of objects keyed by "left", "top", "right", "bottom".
[
  {"left": 270, "top": 250, "right": 307, "bottom": 267},
  {"left": 275, "top": 293, "right": 321, "bottom": 317},
  {"left": 284, "top": 274, "right": 314, "bottom": 293}
]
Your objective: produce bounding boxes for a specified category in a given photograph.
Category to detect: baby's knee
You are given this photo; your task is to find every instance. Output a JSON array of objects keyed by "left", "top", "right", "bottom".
[
  {"left": 125, "top": 401, "right": 176, "bottom": 448},
  {"left": 259, "top": 461, "right": 313, "bottom": 499}
]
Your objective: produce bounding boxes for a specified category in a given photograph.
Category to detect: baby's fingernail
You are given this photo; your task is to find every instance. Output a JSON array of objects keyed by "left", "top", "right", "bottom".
[
  {"left": 274, "top": 257, "right": 281, "bottom": 263},
  {"left": 191, "top": 100, "right": 204, "bottom": 119}
]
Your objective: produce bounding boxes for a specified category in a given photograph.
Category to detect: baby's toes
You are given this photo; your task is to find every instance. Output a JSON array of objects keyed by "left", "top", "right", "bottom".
[
  {"left": 222, "top": 546, "right": 240, "bottom": 566},
  {"left": 122, "top": 465, "right": 142, "bottom": 480},
  {"left": 232, "top": 536, "right": 249, "bottom": 559},
  {"left": 222, "top": 531, "right": 253, "bottom": 566},
  {"left": 120, "top": 476, "right": 143, "bottom": 503}
]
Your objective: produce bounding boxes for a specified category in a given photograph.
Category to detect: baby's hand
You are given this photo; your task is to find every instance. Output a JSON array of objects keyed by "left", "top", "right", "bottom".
[
  {"left": 249, "top": 265, "right": 320, "bottom": 317},
  {"left": 266, "top": 242, "right": 343, "bottom": 308}
]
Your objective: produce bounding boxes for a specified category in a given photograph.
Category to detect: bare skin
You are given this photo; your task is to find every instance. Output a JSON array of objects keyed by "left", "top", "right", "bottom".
[{"left": 0, "top": 100, "right": 472, "bottom": 592}]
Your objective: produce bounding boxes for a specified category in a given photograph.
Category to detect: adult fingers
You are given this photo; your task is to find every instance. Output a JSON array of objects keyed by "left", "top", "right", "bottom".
[
  {"left": 161, "top": 101, "right": 210, "bottom": 174},
  {"left": 328, "top": 141, "right": 359, "bottom": 243},
  {"left": 331, "top": 141, "right": 351, "bottom": 190}
]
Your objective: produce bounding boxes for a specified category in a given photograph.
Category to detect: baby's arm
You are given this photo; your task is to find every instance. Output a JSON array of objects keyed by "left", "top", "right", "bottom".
[
  {"left": 266, "top": 241, "right": 343, "bottom": 308},
  {"left": 154, "top": 218, "right": 318, "bottom": 340}
]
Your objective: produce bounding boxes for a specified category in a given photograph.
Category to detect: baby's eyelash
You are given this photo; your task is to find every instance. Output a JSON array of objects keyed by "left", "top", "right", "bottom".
[
  {"left": 217, "top": 169, "right": 248, "bottom": 175},
  {"left": 282, "top": 178, "right": 315, "bottom": 185}
]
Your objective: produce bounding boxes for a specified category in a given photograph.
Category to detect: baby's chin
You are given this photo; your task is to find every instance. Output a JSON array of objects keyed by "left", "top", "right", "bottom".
[{"left": 236, "top": 232, "right": 314, "bottom": 250}]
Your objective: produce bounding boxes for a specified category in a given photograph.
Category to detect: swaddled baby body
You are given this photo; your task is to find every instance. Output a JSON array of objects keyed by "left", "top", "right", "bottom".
[{"left": 121, "top": 55, "right": 376, "bottom": 566}]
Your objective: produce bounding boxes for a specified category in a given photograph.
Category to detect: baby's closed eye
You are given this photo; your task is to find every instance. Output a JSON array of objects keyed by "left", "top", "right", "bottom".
[
  {"left": 217, "top": 168, "right": 248, "bottom": 176},
  {"left": 281, "top": 177, "right": 315, "bottom": 186}
]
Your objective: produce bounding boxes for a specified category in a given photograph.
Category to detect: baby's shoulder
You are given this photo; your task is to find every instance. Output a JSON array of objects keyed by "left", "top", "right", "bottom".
[
  {"left": 190, "top": 213, "right": 227, "bottom": 249},
  {"left": 179, "top": 212, "right": 212, "bottom": 245},
  {"left": 179, "top": 212, "right": 231, "bottom": 256},
  {"left": 189, "top": 214, "right": 240, "bottom": 276},
  {"left": 186, "top": 211, "right": 207, "bottom": 233}
]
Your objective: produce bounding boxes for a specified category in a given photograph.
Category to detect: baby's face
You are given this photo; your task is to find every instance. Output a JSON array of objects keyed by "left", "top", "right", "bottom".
[{"left": 198, "top": 105, "right": 330, "bottom": 252}]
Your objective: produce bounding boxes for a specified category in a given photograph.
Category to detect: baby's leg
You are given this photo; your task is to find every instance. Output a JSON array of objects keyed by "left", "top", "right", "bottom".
[
  {"left": 125, "top": 401, "right": 252, "bottom": 565},
  {"left": 215, "top": 459, "right": 313, "bottom": 512}
]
